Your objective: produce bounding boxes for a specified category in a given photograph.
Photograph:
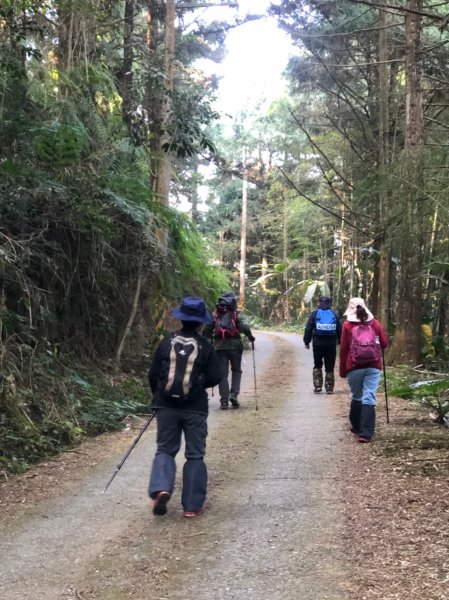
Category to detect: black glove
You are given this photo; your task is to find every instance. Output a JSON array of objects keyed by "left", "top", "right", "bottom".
[{"left": 248, "top": 335, "right": 256, "bottom": 343}]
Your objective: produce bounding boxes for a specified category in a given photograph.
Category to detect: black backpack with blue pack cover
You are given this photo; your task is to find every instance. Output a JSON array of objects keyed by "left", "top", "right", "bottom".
[{"left": 315, "top": 308, "right": 337, "bottom": 336}]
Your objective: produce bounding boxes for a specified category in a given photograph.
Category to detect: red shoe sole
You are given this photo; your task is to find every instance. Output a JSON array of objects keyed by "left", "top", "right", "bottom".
[{"left": 183, "top": 508, "right": 204, "bottom": 518}]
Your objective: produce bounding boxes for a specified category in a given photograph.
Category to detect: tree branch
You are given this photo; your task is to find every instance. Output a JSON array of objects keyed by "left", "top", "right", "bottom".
[
  {"left": 279, "top": 168, "right": 371, "bottom": 237},
  {"left": 288, "top": 108, "right": 355, "bottom": 192}
]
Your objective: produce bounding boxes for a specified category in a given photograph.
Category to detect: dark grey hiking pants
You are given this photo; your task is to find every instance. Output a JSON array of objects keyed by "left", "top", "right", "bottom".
[
  {"left": 148, "top": 408, "right": 208, "bottom": 512},
  {"left": 216, "top": 349, "right": 242, "bottom": 399}
]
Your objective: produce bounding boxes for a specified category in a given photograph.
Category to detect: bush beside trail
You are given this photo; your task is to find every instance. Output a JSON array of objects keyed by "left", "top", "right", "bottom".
[{"left": 0, "top": 358, "right": 149, "bottom": 474}]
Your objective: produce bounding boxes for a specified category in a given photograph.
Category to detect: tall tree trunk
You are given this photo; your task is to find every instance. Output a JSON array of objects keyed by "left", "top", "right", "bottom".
[
  {"left": 377, "top": 6, "right": 391, "bottom": 328},
  {"left": 337, "top": 199, "right": 345, "bottom": 310},
  {"left": 437, "top": 272, "right": 449, "bottom": 338},
  {"left": 146, "top": 1, "right": 161, "bottom": 187},
  {"left": 155, "top": 0, "right": 175, "bottom": 206},
  {"left": 260, "top": 256, "right": 268, "bottom": 318},
  {"left": 115, "top": 266, "right": 143, "bottom": 367},
  {"left": 57, "top": 0, "right": 76, "bottom": 73},
  {"left": 388, "top": 0, "right": 423, "bottom": 365},
  {"left": 283, "top": 194, "right": 290, "bottom": 320},
  {"left": 2, "top": 2, "right": 28, "bottom": 150},
  {"left": 122, "top": 0, "right": 134, "bottom": 133},
  {"left": 239, "top": 176, "right": 248, "bottom": 310},
  {"left": 218, "top": 230, "right": 224, "bottom": 264},
  {"left": 424, "top": 206, "right": 438, "bottom": 295}
]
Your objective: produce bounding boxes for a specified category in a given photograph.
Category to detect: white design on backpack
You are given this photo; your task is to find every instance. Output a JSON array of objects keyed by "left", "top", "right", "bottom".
[{"left": 165, "top": 335, "right": 200, "bottom": 400}]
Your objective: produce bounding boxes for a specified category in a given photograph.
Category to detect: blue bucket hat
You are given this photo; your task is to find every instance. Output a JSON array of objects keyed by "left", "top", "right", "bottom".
[{"left": 171, "top": 296, "right": 212, "bottom": 324}]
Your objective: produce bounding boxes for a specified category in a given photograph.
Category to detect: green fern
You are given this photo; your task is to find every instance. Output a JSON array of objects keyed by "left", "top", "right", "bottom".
[{"left": 33, "top": 121, "right": 88, "bottom": 166}]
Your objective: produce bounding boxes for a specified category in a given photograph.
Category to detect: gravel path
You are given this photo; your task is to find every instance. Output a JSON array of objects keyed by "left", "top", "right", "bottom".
[{"left": 0, "top": 332, "right": 351, "bottom": 600}]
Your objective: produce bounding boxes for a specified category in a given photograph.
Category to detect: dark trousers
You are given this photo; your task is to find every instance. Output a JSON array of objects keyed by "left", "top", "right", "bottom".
[
  {"left": 217, "top": 348, "right": 242, "bottom": 399},
  {"left": 312, "top": 343, "right": 337, "bottom": 372},
  {"left": 148, "top": 408, "right": 208, "bottom": 512}
]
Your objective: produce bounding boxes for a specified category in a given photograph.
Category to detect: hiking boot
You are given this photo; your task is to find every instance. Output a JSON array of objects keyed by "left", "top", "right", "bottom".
[
  {"left": 229, "top": 393, "right": 240, "bottom": 408},
  {"left": 325, "top": 371, "right": 335, "bottom": 394},
  {"left": 152, "top": 491, "right": 170, "bottom": 516},
  {"left": 349, "top": 400, "right": 362, "bottom": 433},
  {"left": 183, "top": 508, "right": 204, "bottom": 518},
  {"left": 313, "top": 368, "right": 323, "bottom": 393},
  {"left": 359, "top": 404, "right": 376, "bottom": 440},
  {"left": 220, "top": 399, "right": 229, "bottom": 410}
]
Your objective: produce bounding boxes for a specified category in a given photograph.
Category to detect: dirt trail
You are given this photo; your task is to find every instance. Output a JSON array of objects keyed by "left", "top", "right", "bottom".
[{"left": 0, "top": 332, "right": 352, "bottom": 600}]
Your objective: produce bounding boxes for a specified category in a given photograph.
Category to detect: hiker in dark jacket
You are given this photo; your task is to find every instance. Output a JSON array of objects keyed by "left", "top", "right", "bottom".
[
  {"left": 303, "top": 296, "right": 342, "bottom": 394},
  {"left": 148, "top": 296, "right": 223, "bottom": 518},
  {"left": 339, "top": 297, "right": 388, "bottom": 443},
  {"left": 202, "top": 292, "right": 255, "bottom": 410}
]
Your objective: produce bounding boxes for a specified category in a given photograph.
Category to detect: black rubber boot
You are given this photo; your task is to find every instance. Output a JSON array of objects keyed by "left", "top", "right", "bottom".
[
  {"left": 313, "top": 368, "right": 323, "bottom": 392},
  {"left": 349, "top": 400, "right": 362, "bottom": 434},
  {"left": 229, "top": 393, "right": 240, "bottom": 408},
  {"left": 325, "top": 371, "right": 335, "bottom": 394},
  {"left": 359, "top": 404, "right": 376, "bottom": 441}
]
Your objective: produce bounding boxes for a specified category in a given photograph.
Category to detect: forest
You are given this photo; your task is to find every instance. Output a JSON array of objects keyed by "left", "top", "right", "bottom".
[{"left": 1, "top": 0, "right": 449, "bottom": 472}]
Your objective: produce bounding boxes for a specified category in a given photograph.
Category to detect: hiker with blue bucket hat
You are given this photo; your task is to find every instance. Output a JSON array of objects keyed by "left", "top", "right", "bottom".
[{"left": 148, "top": 296, "right": 223, "bottom": 518}]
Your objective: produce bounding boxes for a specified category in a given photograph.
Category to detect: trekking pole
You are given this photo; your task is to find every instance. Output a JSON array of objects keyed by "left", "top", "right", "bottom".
[
  {"left": 252, "top": 341, "right": 258, "bottom": 411},
  {"left": 381, "top": 347, "right": 389, "bottom": 424},
  {"left": 102, "top": 411, "right": 156, "bottom": 493}
]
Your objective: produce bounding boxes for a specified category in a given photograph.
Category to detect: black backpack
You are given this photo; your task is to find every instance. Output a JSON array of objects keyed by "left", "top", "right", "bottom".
[
  {"left": 163, "top": 333, "right": 203, "bottom": 402},
  {"left": 213, "top": 304, "right": 239, "bottom": 339},
  {"left": 212, "top": 292, "right": 239, "bottom": 339}
]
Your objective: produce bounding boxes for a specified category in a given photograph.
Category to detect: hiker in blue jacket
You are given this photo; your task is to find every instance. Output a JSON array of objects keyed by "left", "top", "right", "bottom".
[
  {"left": 303, "top": 296, "right": 342, "bottom": 394},
  {"left": 148, "top": 296, "right": 223, "bottom": 518}
]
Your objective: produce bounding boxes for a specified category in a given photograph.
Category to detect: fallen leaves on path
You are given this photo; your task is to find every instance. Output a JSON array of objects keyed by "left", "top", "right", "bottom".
[{"left": 336, "top": 391, "right": 449, "bottom": 600}]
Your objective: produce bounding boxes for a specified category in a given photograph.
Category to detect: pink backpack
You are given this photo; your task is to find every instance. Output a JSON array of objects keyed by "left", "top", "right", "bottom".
[{"left": 350, "top": 322, "right": 381, "bottom": 367}]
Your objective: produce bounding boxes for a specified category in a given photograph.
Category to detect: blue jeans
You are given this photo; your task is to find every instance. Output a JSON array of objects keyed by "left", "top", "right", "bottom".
[
  {"left": 347, "top": 368, "right": 381, "bottom": 405},
  {"left": 149, "top": 408, "right": 208, "bottom": 512}
]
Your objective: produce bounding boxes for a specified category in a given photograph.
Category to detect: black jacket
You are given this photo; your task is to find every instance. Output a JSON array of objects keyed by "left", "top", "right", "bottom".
[
  {"left": 148, "top": 328, "right": 223, "bottom": 414},
  {"left": 303, "top": 308, "right": 342, "bottom": 346}
]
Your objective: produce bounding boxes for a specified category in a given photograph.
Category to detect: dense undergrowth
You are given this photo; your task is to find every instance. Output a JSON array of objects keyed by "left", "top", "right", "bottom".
[
  {"left": 1, "top": 359, "right": 149, "bottom": 473},
  {"left": 0, "top": 5, "right": 234, "bottom": 474},
  {"left": 0, "top": 164, "right": 229, "bottom": 474}
]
